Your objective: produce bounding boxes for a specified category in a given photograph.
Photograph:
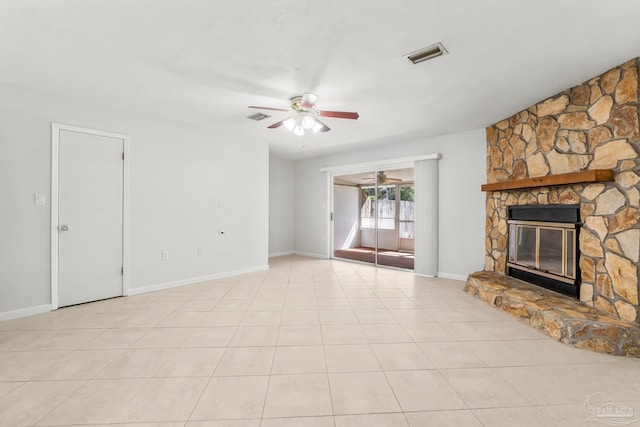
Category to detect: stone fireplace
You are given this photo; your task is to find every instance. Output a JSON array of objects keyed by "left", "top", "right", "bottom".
[{"left": 465, "top": 58, "right": 640, "bottom": 356}]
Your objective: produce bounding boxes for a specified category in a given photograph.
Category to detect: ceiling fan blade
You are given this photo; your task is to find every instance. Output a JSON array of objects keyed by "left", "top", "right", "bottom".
[
  {"left": 318, "top": 110, "right": 360, "bottom": 120},
  {"left": 301, "top": 93, "right": 319, "bottom": 110},
  {"left": 248, "top": 106, "right": 291, "bottom": 112},
  {"left": 314, "top": 117, "right": 331, "bottom": 133},
  {"left": 267, "top": 119, "right": 287, "bottom": 129}
]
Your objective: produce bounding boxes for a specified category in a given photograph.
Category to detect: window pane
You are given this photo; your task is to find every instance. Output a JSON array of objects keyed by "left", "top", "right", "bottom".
[
  {"left": 377, "top": 186, "right": 395, "bottom": 229},
  {"left": 378, "top": 218, "right": 395, "bottom": 230},
  {"left": 400, "top": 187, "right": 414, "bottom": 221},
  {"left": 377, "top": 185, "right": 395, "bottom": 200},
  {"left": 360, "top": 189, "right": 375, "bottom": 229},
  {"left": 399, "top": 201, "right": 414, "bottom": 221},
  {"left": 377, "top": 201, "right": 395, "bottom": 220},
  {"left": 361, "top": 217, "right": 375, "bottom": 229},
  {"left": 361, "top": 187, "right": 376, "bottom": 199},
  {"left": 362, "top": 198, "right": 375, "bottom": 218},
  {"left": 400, "top": 186, "right": 414, "bottom": 201},
  {"left": 400, "top": 222, "right": 414, "bottom": 239}
]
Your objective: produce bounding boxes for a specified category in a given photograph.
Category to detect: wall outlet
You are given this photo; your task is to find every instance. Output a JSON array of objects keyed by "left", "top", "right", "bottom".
[
  {"left": 162, "top": 250, "right": 169, "bottom": 260},
  {"left": 34, "top": 194, "right": 46, "bottom": 206},
  {"left": 197, "top": 248, "right": 204, "bottom": 256},
  {"left": 218, "top": 229, "right": 227, "bottom": 236}
]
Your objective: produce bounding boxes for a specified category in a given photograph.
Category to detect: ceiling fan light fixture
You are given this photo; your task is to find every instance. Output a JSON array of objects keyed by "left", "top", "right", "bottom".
[
  {"left": 293, "top": 125, "right": 305, "bottom": 136},
  {"left": 283, "top": 117, "right": 296, "bottom": 131},
  {"left": 406, "top": 42, "right": 448, "bottom": 64},
  {"left": 301, "top": 114, "right": 316, "bottom": 130},
  {"left": 248, "top": 93, "right": 358, "bottom": 135}
]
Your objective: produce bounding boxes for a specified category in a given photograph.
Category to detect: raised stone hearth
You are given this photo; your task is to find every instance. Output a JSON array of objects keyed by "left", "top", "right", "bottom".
[{"left": 465, "top": 271, "right": 640, "bottom": 357}]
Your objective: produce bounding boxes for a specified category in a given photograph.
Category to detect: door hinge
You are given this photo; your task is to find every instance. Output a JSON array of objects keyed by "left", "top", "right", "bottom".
[
  {"left": 330, "top": 212, "right": 333, "bottom": 221},
  {"left": 122, "top": 153, "right": 125, "bottom": 160},
  {"left": 121, "top": 267, "right": 124, "bottom": 275}
]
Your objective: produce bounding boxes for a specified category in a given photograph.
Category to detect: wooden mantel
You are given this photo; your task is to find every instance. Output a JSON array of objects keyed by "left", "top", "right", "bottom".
[{"left": 481, "top": 169, "right": 615, "bottom": 192}]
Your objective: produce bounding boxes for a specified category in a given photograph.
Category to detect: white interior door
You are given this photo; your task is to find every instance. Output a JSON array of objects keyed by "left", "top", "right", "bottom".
[{"left": 57, "top": 129, "right": 124, "bottom": 307}]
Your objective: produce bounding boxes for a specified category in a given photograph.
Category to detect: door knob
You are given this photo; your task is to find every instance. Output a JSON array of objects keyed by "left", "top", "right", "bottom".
[{"left": 60, "top": 225, "right": 69, "bottom": 232}]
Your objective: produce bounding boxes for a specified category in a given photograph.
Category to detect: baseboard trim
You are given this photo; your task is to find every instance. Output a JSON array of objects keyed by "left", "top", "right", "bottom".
[
  {"left": 269, "top": 251, "right": 294, "bottom": 258},
  {"left": 414, "top": 272, "right": 437, "bottom": 278},
  {"left": 128, "top": 264, "right": 270, "bottom": 296},
  {"left": 293, "top": 251, "right": 328, "bottom": 259},
  {"left": 437, "top": 272, "right": 469, "bottom": 281},
  {"left": 0, "top": 304, "right": 52, "bottom": 321}
]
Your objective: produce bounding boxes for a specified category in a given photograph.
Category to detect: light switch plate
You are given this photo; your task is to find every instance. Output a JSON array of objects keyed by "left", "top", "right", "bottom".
[{"left": 34, "top": 194, "right": 46, "bottom": 206}]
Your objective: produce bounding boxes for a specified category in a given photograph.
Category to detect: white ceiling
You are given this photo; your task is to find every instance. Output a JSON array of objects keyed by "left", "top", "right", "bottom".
[{"left": 1, "top": 1, "right": 639, "bottom": 159}]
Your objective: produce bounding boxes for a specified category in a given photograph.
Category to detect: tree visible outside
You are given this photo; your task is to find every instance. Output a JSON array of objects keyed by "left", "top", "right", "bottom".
[{"left": 400, "top": 186, "right": 414, "bottom": 202}]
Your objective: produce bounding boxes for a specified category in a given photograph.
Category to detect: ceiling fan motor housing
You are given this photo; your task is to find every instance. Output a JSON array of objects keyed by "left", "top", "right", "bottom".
[
  {"left": 291, "top": 93, "right": 318, "bottom": 112},
  {"left": 290, "top": 96, "right": 304, "bottom": 111}
]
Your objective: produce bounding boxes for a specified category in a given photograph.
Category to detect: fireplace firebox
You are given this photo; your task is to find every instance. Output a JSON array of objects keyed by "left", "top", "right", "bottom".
[{"left": 506, "top": 205, "right": 581, "bottom": 298}]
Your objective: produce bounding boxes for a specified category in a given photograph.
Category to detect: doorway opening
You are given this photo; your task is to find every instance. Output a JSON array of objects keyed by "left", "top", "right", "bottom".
[{"left": 332, "top": 168, "right": 415, "bottom": 270}]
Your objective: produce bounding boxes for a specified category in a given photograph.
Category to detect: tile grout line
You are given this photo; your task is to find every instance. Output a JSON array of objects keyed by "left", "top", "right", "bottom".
[
  {"left": 3, "top": 256, "right": 639, "bottom": 426},
  {"left": 315, "top": 277, "right": 337, "bottom": 427},
  {"left": 259, "top": 269, "right": 286, "bottom": 424},
  {"left": 343, "top": 269, "right": 408, "bottom": 420},
  {"left": 185, "top": 273, "right": 256, "bottom": 424}
]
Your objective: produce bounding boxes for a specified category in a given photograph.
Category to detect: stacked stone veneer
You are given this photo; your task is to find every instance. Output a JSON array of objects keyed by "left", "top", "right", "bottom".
[
  {"left": 484, "top": 58, "right": 640, "bottom": 323},
  {"left": 466, "top": 271, "right": 640, "bottom": 356}
]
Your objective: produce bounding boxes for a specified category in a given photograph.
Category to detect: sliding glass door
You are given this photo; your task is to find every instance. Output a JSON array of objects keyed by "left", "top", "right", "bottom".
[
  {"left": 375, "top": 169, "right": 415, "bottom": 270},
  {"left": 333, "top": 171, "right": 376, "bottom": 264},
  {"left": 399, "top": 184, "right": 415, "bottom": 252},
  {"left": 333, "top": 168, "right": 414, "bottom": 270}
]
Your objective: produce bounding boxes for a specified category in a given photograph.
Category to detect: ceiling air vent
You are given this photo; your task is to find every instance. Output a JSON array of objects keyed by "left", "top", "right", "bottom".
[
  {"left": 247, "top": 112, "right": 270, "bottom": 121},
  {"left": 406, "top": 42, "right": 448, "bottom": 64}
]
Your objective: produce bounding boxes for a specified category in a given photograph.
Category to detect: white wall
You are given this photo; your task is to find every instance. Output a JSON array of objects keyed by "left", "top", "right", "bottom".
[
  {"left": 0, "top": 83, "right": 269, "bottom": 316},
  {"left": 269, "top": 155, "right": 294, "bottom": 256},
  {"left": 293, "top": 129, "right": 486, "bottom": 279},
  {"left": 333, "top": 185, "right": 361, "bottom": 250}
]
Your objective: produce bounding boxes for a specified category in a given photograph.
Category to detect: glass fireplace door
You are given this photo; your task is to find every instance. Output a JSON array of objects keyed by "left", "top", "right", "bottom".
[{"left": 507, "top": 220, "right": 577, "bottom": 283}]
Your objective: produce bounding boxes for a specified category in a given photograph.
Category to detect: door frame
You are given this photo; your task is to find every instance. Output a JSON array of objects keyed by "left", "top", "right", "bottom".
[{"left": 51, "top": 123, "right": 130, "bottom": 310}]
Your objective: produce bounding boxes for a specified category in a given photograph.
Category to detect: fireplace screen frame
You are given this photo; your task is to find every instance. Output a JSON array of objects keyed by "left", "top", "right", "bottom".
[
  {"left": 507, "top": 220, "right": 577, "bottom": 285},
  {"left": 506, "top": 204, "right": 581, "bottom": 299}
]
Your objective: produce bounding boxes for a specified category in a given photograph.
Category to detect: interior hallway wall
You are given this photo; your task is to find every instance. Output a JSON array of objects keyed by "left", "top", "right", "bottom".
[{"left": 269, "top": 155, "right": 294, "bottom": 256}]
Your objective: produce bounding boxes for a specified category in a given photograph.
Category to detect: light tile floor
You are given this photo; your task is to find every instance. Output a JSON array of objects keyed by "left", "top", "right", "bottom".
[{"left": 1, "top": 255, "right": 639, "bottom": 426}]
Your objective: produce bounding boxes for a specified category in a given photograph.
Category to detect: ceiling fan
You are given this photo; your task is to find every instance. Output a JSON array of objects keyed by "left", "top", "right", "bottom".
[
  {"left": 249, "top": 93, "right": 359, "bottom": 135},
  {"left": 366, "top": 171, "right": 403, "bottom": 186}
]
